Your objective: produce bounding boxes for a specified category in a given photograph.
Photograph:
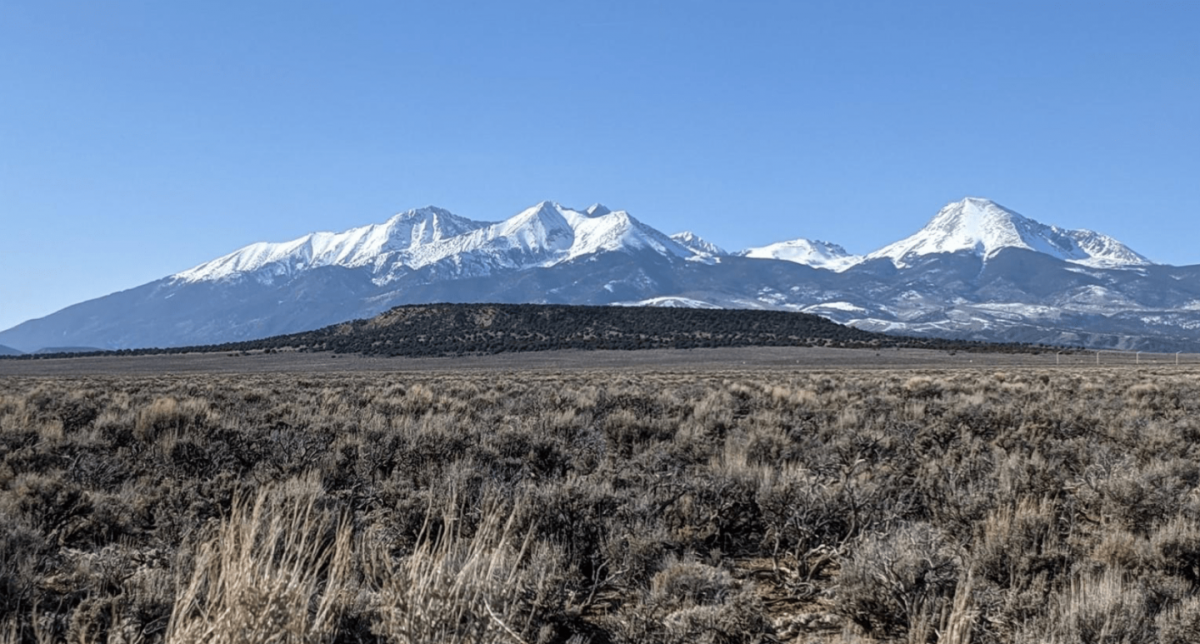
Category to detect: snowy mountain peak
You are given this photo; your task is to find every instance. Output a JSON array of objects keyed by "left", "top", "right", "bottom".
[
  {"left": 515, "top": 200, "right": 565, "bottom": 220},
  {"left": 670, "top": 231, "right": 727, "bottom": 257},
  {"left": 927, "top": 197, "right": 1031, "bottom": 239},
  {"left": 383, "top": 207, "right": 483, "bottom": 246},
  {"left": 173, "top": 200, "right": 696, "bottom": 285},
  {"left": 174, "top": 207, "right": 486, "bottom": 283},
  {"left": 387, "top": 205, "right": 448, "bottom": 222},
  {"left": 495, "top": 201, "right": 575, "bottom": 251},
  {"left": 562, "top": 208, "right": 693, "bottom": 262},
  {"left": 741, "top": 238, "right": 863, "bottom": 272},
  {"left": 506, "top": 201, "right": 571, "bottom": 228},
  {"left": 169, "top": 196, "right": 1152, "bottom": 290},
  {"left": 867, "top": 197, "right": 1152, "bottom": 268}
]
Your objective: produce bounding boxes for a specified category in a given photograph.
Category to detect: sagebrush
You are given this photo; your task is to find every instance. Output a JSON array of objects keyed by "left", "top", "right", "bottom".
[{"left": 3, "top": 367, "right": 1200, "bottom": 643}]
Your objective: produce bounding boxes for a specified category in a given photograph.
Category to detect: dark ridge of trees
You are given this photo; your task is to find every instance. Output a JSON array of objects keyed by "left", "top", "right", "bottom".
[{"left": 3, "top": 303, "right": 1064, "bottom": 360}]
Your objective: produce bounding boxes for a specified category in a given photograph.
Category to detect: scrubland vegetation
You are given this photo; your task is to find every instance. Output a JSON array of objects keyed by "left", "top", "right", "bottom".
[{"left": 3, "top": 366, "right": 1200, "bottom": 643}]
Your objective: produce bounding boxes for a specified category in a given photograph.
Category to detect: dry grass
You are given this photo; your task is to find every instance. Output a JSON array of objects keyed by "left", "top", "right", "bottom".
[
  {"left": 167, "top": 480, "right": 352, "bottom": 644},
  {"left": 367, "top": 496, "right": 564, "bottom": 644},
  {"left": 4, "top": 367, "right": 1200, "bottom": 643}
]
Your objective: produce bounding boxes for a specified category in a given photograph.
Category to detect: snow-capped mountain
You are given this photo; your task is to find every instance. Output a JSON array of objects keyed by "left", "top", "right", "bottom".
[
  {"left": 2, "top": 196, "right": 1197, "bottom": 353},
  {"left": 868, "top": 197, "right": 1152, "bottom": 268},
  {"left": 670, "top": 232, "right": 727, "bottom": 257},
  {"left": 175, "top": 207, "right": 484, "bottom": 283},
  {"left": 176, "top": 201, "right": 691, "bottom": 286},
  {"left": 741, "top": 239, "right": 863, "bottom": 272}
]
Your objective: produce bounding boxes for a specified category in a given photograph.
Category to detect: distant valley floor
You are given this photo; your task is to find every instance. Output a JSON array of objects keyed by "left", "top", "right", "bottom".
[{"left": 3, "top": 345, "right": 1197, "bottom": 376}]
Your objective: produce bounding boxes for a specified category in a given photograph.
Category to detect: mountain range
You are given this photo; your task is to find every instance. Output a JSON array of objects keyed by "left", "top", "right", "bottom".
[{"left": 3, "top": 197, "right": 1198, "bottom": 353}]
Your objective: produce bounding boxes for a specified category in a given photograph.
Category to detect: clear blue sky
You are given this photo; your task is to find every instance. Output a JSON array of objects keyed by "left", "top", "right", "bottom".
[{"left": 2, "top": 1, "right": 1198, "bottom": 331}]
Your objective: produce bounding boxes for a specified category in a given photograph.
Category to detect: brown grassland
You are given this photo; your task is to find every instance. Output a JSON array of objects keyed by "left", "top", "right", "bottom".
[{"left": 3, "top": 351, "right": 1200, "bottom": 643}]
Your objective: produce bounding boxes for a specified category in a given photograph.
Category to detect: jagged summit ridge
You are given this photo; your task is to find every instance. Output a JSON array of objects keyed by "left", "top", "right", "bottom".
[
  {"left": 174, "top": 197, "right": 1153, "bottom": 286},
  {"left": 585, "top": 203, "right": 612, "bottom": 217},
  {"left": 174, "top": 201, "right": 692, "bottom": 285},
  {"left": 868, "top": 197, "right": 1151, "bottom": 268},
  {"left": 670, "top": 231, "right": 726, "bottom": 257},
  {"left": 174, "top": 207, "right": 484, "bottom": 283}
]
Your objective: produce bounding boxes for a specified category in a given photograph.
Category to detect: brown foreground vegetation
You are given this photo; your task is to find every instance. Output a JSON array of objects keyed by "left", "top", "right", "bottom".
[{"left": 3, "top": 366, "right": 1200, "bottom": 643}]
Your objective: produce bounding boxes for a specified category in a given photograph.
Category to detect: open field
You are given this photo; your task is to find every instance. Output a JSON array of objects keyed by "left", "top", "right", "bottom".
[
  {"left": 5, "top": 360, "right": 1200, "bottom": 643},
  {"left": 4, "top": 346, "right": 1200, "bottom": 376}
]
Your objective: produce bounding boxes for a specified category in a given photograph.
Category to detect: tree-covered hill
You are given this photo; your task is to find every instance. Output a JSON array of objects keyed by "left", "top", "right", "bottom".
[{"left": 6, "top": 304, "right": 1060, "bottom": 359}]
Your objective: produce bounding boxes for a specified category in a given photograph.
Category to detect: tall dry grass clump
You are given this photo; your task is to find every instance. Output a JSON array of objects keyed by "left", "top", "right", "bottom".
[
  {"left": 166, "top": 482, "right": 352, "bottom": 644},
  {"left": 367, "top": 497, "right": 565, "bottom": 644},
  {"left": 1012, "top": 570, "right": 1156, "bottom": 644}
]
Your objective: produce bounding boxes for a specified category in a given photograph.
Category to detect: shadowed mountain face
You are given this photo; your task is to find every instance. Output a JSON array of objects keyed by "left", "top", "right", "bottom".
[
  {"left": 2, "top": 198, "right": 1198, "bottom": 352},
  {"left": 0, "top": 344, "right": 22, "bottom": 356}
]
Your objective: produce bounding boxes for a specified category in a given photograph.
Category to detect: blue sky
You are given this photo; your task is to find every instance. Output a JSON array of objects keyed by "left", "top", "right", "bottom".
[{"left": 2, "top": 1, "right": 1198, "bottom": 331}]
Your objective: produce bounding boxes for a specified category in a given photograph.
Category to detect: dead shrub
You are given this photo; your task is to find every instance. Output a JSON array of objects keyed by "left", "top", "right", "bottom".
[
  {"left": 1152, "top": 517, "right": 1200, "bottom": 587},
  {"left": 1090, "top": 529, "right": 1152, "bottom": 573},
  {"left": 757, "top": 464, "right": 853, "bottom": 581},
  {"left": 903, "top": 376, "right": 944, "bottom": 400},
  {"left": 835, "top": 522, "right": 960, "bottom": 640},
  {"left": 599, "top": 556, "right": 770, "bottom": 644},
  {"left": 1157, "top": 595, "right": 1200, "bottom": 644}
]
